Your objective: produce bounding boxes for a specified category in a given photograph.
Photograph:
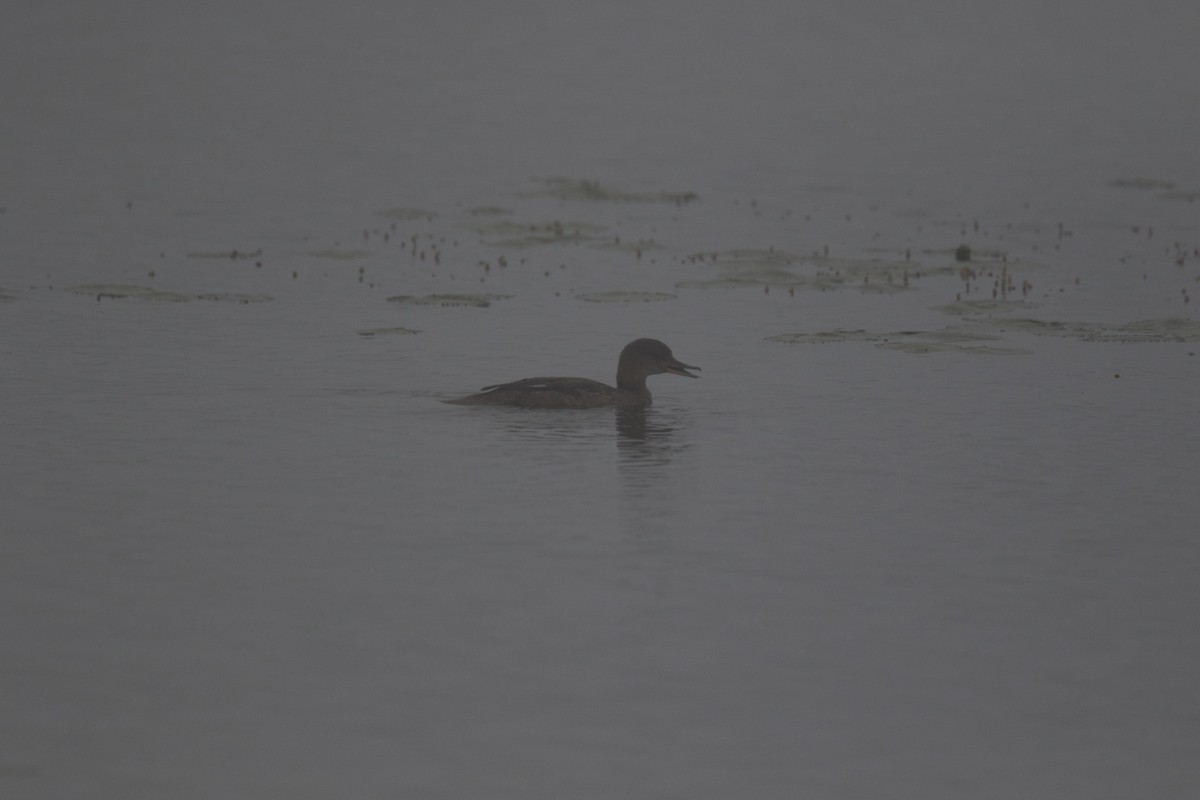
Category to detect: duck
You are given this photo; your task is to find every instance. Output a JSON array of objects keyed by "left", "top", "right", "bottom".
[{"left": 444, "top": 338, "right": 699, "bottom": 408}]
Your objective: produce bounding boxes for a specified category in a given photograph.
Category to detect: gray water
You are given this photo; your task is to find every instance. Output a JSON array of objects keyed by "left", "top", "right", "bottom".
[{"left": 3, "top": 2, "right": 1199, "bottom": 798}]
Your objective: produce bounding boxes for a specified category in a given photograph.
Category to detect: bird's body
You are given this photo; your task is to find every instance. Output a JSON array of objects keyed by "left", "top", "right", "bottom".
[{"left": 444, "top": 338, "right": 699, "bottom": 408}]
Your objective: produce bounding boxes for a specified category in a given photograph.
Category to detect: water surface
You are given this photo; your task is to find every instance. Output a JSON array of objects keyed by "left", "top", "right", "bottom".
[{"left": 3, "top": 2, "right": 1199, "bottom": 798}]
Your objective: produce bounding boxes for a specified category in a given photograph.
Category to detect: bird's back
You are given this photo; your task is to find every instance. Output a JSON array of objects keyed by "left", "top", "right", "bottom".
[{"left": 444, "top": 377, "right": 646, "bottom": 408}]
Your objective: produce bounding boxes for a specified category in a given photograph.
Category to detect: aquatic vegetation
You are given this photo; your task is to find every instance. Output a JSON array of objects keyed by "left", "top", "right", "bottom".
[
  {"left": 702, "top": 247, "right": 807, "bottom": 266},
  {"left": 875, "top": 341, "right": 1031, "bottom": 355},
  {"left": 677, "top": 250, "right": 927, "bottom": 293},
  {"left": 679, "top": 273, "right": 915, "bottom": 293},
  {"left": 194, "top": 293, "right": 274, "bottom": 304},
  {"left": 467, "top": 206, "right": 512, "bottom": 216},
  {"left": 471, "top": 219, "right": 610, "bottom": 247},
  {"left": 805, "top": 268, "right": 912, "bottom": 294},
  {"left": 0, "top": 288, "right": 17, "bottom": 302},
  {"left": 932, "top": 299, "right": 1038, "bottom": 315},
  {"left": 357, "top": 326, "right": 421, "bottom": 337},
  {"left": 767, "top": 328, "right": 1029, "bottom": 355},
  {"left": 521, "top": 177, "right": 699, "bottom": 205},
  {"left": 65, "top": 284, "right": 274, "bottom": 303},
  {"left": 385, "top": 293, "right": 512, "bottom": 308},
  {"left": 776, "top": 315, "right": 1200, "bottom": 350},
  {"left": 675, "top": 275, "right": 773, "bottom": 290},
  {"left": 65, "top": 284, "right": 191, "bottom": 302},
  {"left": 1081, "top": 318, "right": 1200, "bottom": 343},
  {"left": 575, "top": 291, "right": 676, "bottom": 303},
  {"left": 767, "top": 329, "right": 998, "bottom": 345},
  {"left": 974, "top": 316, "right": 1200, "bottom": 343},
  {"left": 766, "top": 330, "right": 882, "bottom": 345},
  {"left": 935, "top": 248, "right": 1015, "bottom": 263}
]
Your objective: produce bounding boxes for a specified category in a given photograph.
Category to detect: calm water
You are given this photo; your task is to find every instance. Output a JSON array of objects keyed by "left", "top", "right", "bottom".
[{"left": 4, "top": 2, "right": 1199, "bottom": 798}]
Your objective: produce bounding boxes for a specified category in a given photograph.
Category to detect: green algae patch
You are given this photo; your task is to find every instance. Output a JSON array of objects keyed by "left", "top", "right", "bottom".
[
  {"left": 766, "top": 330, "right": 878, "bottom": 345},
  {"left": 693, "top": 248, "right": 806, "bottom": 267},
  {"left": 1081, "top": 318, "right": 1200, "bottom": 343},
  {"left": 358, "top": 326, "right": 421, "bottom": 337},
  {"left": 777, "top": 318, "right": 1200, "bottom": 351},
  {"left": 386, "top": 293, "right": 512, "bottom": 308},
  {"left": 932, "top": 299, "right": 1039, "bottom": 315},
  {"left": 678, "top": 269, "right": 909, "bottom": 293},
  {"left": 768, "top": 328, "right": 1029, "bottom": 355},
  {"left": 376, "top": 208, "right": 438, "bottom": 222},
  {"left": 194, "top": 293, "right": 274, "bottom": 304},
  {"left": 467, "top": 206, "right": 513, "bottom": 217},
  {"left": 472, "top": 219, "right": 611, "bottom": 247},
  {"left": 972, "top": 317, "right": 1081, "bottom": 335},
  {"left": 0, "top": 288, "right": 18, "bottom": 302},
  {"left": 876, "top": 341, "right": 1031, "bottom": 355},
  {"left": 677, "top": 249, "right": 936, "bottom": 293},
  {"left": 575, "top": 291, "right": 676, "bottom": 303},
  {"left": 675, "top": 276, "right": 773, "bottom": 290},
  {"left": 976, "top": 316, "right": 1200, "bottom": 343},
  {"left": 673, "top": 249, "right": 804, "bottom": 290},
  {"left": 66, "top": 285, "right": 275, "bottom": 303},
  {"left": 808, "top": 257, "right": 955, "bottom": 279},
  {"left": 768, "top": 329, "right": 999, "bottom": 345},
  {"left": 923, "top": 246, "right": 1011, "bottom": 262},
  {"left": 66, "top": 284, "right": 191, "bottom": 302},
  {"left": 521, "top": 177, "right": 699, "bottom": 205}
]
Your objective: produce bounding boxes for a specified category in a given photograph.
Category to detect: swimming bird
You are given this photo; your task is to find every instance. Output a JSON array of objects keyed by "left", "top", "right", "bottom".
[{"left": 444, "top": 338, "right": 699, "bottom": 408}]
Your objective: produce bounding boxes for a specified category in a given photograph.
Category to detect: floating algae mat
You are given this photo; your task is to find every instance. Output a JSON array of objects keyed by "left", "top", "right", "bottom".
[
  {"left": 767, "top": 330, "right": 998, "bottom": 345},
  {"left": 933, "top": 299, "right": 1040, "bottom": 315},
  {"left": 933, "top": 299, "right": 1200, "bottom": 343},
  {"left": 386, "top": 293, "right": 512, "bottom": 308},
  {"left": 357, "top": 326, "right": 421, "bottom": 337},
  {"left": 194, "top": 293, "right": 274, "bottom": 304},
  {"left": 766, "top": 328, "right": 1030, "bottom": 355},
  {"left": 687, "top": 247, "right": 807, "bottom": 267},
  {"left": 672, "top": 247, "right": 956, "bottom": 293},
  {"left": 676, "top": 272, "right": 803, "bottom": 290},
  {"left": 520, "top": 177, "right": 699, "bottom": 206},
  {"left": 575, "top": 291, "right": 676, "bottom": 303},
  {"left": 677, "top": 254, "right": 933, "bottom": 293},
  {"left": 765, "top": 330, "right": 880, "bottom": 345},
  {"left": 471, "top": 219, "right": 611, "bottom": 247},
  {"left": 876, "top": 341, "right": 1031, "bottom": 355},
  {"left": 970, "top": 316, "right": 1200, "bottom": 343},
  {"left": 777, "top": 317, "right": 1200, "bottom": 350},
  {"left": 65, "top": 284, "right": 274, "bottom": 303},
  {"left": 673, "top": 248, "right": 806, "bottom": 290},
  {"left": 66, "top": 284, "right": 192, "bottom": 302}
]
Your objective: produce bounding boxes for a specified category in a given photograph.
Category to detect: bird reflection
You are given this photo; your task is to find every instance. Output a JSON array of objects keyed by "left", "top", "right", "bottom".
[{"left": 615, "top": 406, "right": 692, "bottom": 467}]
